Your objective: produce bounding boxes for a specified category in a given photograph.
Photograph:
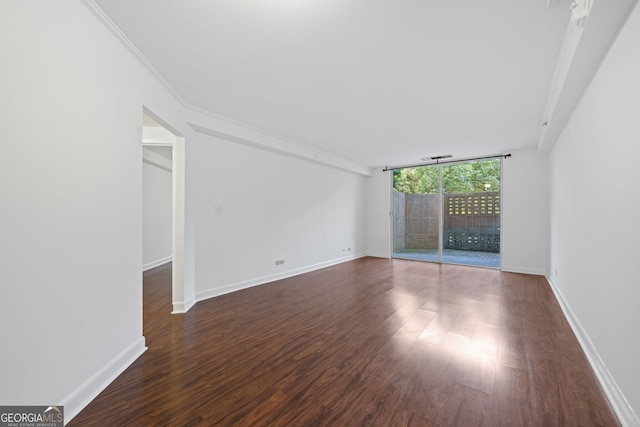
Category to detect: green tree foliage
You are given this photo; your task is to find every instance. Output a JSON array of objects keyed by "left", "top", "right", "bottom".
[
  {"left": 393, "top": 166, "right": 439, "bottom": 194},
  {"left": 393, "top": 159, "right": 500, "bottom": 194}
]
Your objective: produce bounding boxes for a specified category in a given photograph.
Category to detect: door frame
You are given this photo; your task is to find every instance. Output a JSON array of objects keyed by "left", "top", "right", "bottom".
[
  {"left": 390, "top": 158, "right": 503, "bottom": 269},
  {"left": 142, "top": 108, "right": 189, "bottom": 313}
]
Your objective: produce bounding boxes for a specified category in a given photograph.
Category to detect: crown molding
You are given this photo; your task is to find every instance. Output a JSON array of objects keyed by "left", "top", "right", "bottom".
[
  {"left": 186, "top": 105, "right": 373, "bottom": 177},
  {"left": 81, "top": 1, "right": 373, "bottom": 176},
  {"left": 80, "top": 0, "right": 186, "bottom": 107}
]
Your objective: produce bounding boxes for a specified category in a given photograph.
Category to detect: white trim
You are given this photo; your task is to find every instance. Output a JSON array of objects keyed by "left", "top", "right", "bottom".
[
  {"left": 142, "top": 255, "right": 172, "bottom": 272},
  {"left": 501, "top": 265, "right": 547, "bottom": 276},
  {"left": 366, "top": 251, "right": 391, "bottom": 259},
  {"left": 196, "top": 253, "right": 366, "bottom": 303},
  {"left": 62, "top": 337, "right": 146, "bottom": 425},
  {"left": 172, "top": 295, "right": 196, "bottom": 314},
  {"left": 546, "top": 276, "right": 640, "bottom": 427},
  {"left": 141, "top": 109, "right": 191, "bottom": 315},
  {"left": 142, "top": 138, "right": 174, "bottom": 146},
  {"left": 185, "top": 107, "right": 372, "bottom": 177},
  {"left": 82, "top": 1, "right": 373, "bottom": 179},
  {"left": 171, "top": 137, "right": 188, "bottom": 313},
  {"left": 80, "top": 0, "right": 185, "bottom": 107}
]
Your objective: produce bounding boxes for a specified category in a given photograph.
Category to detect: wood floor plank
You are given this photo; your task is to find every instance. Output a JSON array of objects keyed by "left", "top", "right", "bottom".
[{"left": 68, "top": 258, "right": 620, "bottom": 426}]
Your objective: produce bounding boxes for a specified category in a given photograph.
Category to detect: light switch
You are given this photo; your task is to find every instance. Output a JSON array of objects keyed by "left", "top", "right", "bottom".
[{"left": 215, "top": 204, "right": 224, "bottom": 213}]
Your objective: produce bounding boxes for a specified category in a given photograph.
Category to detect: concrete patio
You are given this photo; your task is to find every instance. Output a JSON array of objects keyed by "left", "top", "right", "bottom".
[{"left": 393, "top": 249, "right": 500, "bottom": 268}]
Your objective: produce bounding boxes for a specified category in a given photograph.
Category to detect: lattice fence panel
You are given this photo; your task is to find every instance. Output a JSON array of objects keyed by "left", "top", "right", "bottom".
[
  {"left": 444, "top": 192, "right": 500, "bottom": 252},
  {"left": 446, "top": 193, "right": 500, "bottom": 216}
]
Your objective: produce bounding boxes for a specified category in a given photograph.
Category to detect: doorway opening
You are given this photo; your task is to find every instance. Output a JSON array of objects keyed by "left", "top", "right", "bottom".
[
  {"left": 142, "top": 109, "right": 188, "bottom": 314},
  {"left": 392, "top": 158, "right": 501, "bottom": 268},
  {"left": 142, "top": 142, "right": 172, "bottom": 271}
]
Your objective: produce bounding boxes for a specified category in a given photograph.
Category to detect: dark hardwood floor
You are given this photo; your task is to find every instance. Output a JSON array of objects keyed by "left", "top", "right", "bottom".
[{"left": 69, "top": 258, "right": 619, "bottom": 426}]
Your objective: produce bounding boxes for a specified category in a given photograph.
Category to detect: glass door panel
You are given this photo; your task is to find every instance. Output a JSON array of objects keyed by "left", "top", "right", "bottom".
[
  {"left": 392, "top": 165, "right": 441, "bottom": 262},
  {"left": 392, "top": 159, "right": 501, "bottom": 268},
  {"left": 441, "top": 159, "right": 501, "bottom": 267}
]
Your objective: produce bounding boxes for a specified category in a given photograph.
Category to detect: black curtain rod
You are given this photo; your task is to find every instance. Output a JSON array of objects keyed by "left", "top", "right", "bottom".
[{"left": 382, "top": 153, "right": 511, "bottom": 172}]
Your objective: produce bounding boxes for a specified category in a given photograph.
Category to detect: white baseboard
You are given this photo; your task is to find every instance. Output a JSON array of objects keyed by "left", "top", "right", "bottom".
[
  {"left": 366, "top": 251, "right": 391, "bottom": 259},
  {"left": 172, "top": 294, "right": 196, "bottom": 314},
  {"left": 501, "top": 265, "right": 546, "bottom": 275},
  {"left": 142, "top": 255, "right": 172, "bottom": 271},
  {"left": 196, "top": 253, "right": 366, "bottom": 302},
  {"left": 62, "top": 337, "right": 146, "bottom": 425},
  {"left": 546, "top": 276, "right": 639, "bottom": 427}
]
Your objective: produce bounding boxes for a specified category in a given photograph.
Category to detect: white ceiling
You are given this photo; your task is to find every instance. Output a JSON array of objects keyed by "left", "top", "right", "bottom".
[{"left": 95, "top": 0, "right": 577, "bottom": 168}]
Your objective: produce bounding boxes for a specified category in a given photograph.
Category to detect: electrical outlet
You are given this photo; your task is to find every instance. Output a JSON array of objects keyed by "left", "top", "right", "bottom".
[
  {"left": 275, "top": 260, "right": 285, "bottom": 265},
  {"left": 215, "top": 204, "right": 224, "bottom": 213},
  {"left": 348, "top": 247, "right": 351, "bottom": 252}
]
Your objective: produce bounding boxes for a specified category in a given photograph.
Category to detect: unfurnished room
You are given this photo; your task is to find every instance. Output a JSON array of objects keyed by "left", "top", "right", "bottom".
[{"left": 1, "top": 0, "right": 639, "bottom": 425}]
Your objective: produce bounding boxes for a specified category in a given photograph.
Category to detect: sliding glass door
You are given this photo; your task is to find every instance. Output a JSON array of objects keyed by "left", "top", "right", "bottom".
[
  {"left": 392, "top": 165, "right": 441, "bottom": 262},
  {"left": 392, "top": 159, "right": 501, "bottom": 268}
]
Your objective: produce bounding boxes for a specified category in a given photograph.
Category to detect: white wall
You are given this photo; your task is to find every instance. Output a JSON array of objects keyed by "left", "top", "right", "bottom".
[
  {"left": 502, "top": 149, "right": 549, "bottom": 275},
  {"left": 366, "top": 168, "right": 392, "bottom": 258},
  {"left": 0, "top": 2, "right": 371, "bottom": 420},
  {"left": 189, "top": 133, "right": 368, "bottom": 300},
  {"left": 142, "top": 146, "right": 172, "bottom": 270},
  {"left": 14, "top": 0, "right": 639, "bottom": 423},
  {"left": 0, "top": 1, "right": 193, "bottom": 421},
  {"left": 549, "top": 2, "right": 640, "bottom": 424}
]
